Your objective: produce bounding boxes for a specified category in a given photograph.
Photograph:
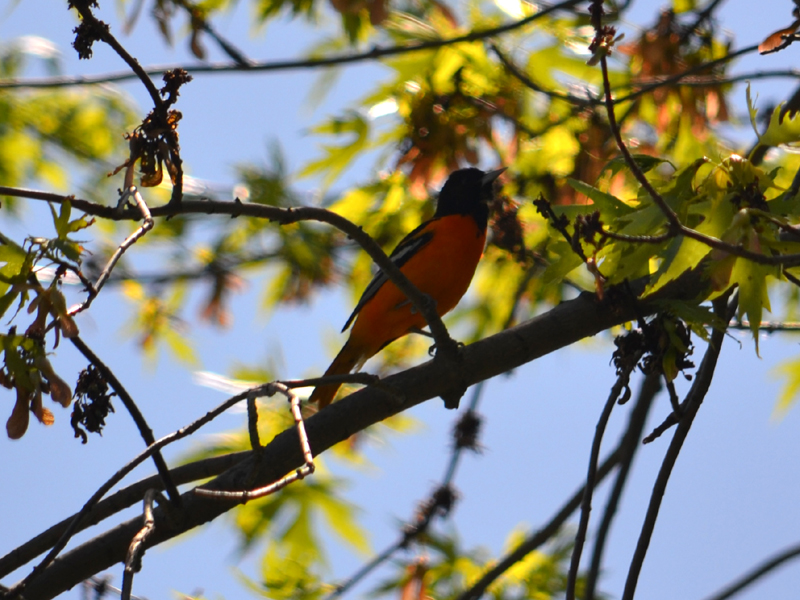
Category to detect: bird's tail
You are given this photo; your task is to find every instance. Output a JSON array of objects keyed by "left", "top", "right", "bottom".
[{"left": 309, "top": 340, "right": 364, "bottom": 408}]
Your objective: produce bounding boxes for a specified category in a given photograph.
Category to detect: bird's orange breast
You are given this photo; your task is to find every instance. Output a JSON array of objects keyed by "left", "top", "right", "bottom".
[{"left": 347, "top": 214, "right": 486, "bottom": 357}]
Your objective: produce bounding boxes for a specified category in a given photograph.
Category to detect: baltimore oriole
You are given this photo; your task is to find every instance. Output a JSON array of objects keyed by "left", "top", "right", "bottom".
[{"left": 309, "top": 167, "right": 505, "bottom": 408}]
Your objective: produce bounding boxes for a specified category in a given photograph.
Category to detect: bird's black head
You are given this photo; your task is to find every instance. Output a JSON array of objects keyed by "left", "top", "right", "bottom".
[{"left": 435, "top": 167, "right": 505, "bottom": 230}]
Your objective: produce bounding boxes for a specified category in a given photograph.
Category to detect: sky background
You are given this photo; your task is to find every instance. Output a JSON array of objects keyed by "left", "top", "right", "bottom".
[{"left": 4, "top": 1, "right": 800, "bottom": 600}]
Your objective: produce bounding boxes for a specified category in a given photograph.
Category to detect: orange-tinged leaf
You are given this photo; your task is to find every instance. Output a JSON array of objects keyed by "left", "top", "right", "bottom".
[
  {"left": 36, "top": 357, "right": 73, "bottom": 407},
  {"left": 400, "top": 561, "right": 428, "bottom": 600},
  {"left": 7, "top": 386, "right": 30, "bottom": 439},
  {"left": 32, "top": 387, "right": 54, "bottom": 425},
  {"left": 759, "top": 19, "right": 800, "bottom": 54},
  {"left": 707, "top": 254, "right": 736, "bottom": 291}
]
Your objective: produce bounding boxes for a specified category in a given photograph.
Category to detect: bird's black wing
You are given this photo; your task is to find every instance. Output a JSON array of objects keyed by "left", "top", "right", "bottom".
[{"left": 341, "top": 220, "right": 437, "bottom": 332}]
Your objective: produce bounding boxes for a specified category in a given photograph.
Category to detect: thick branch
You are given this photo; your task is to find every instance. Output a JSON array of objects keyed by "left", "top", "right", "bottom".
[
  {"left": 0, "top": 452, "right": 247, "bottom": 580},
  {"left": 9, "top": 271, "right": 709, "bottom": 600}
]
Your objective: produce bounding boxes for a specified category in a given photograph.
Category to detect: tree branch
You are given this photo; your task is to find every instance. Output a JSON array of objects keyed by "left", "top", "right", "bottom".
[
  {"left": 0, "top": 187, "right": 459, "bottom": 373},
  {"left": 69, "top": 335, "right": 181, "bottom": 505},
  {"left": 0, "top": 0, "right": 583, "bottom": 90},
  {"left": 620, "top": 295, "right": 735, "bottom": 600},
  {"left": 172, "top": 0, "right": 253, "bottom": 66},
  {"left": 0, "top": 452, "right": 247, "bottom": 580},
  {"left": 700, "top": 541, "right": 800, "bottom": 600},
  {"left": 69, "top": 1, "right": 163, "bottom": 108},
  {"left": 584, "top": 372, "right": 662, "bottom": 600},
  {"left": 566, "top": 347, "right": 643, "bottom": 600},
  {"left": 5, "top": 270, "right": 709, "bottom": 600}
]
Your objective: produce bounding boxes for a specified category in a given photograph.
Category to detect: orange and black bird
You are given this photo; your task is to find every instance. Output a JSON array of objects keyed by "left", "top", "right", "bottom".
[{"left": 309, "top": 167, "right": 506, "bottom": 408}]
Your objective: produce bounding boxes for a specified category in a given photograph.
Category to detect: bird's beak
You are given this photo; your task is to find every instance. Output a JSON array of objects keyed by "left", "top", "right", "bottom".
[{"left": 481, "top": 167, "right": 507, "bottom": 187}]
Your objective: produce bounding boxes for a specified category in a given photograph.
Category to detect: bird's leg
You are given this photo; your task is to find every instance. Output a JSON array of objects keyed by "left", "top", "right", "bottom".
[{"left": 408, "top": 327, "right": 435, "bottom": 339}]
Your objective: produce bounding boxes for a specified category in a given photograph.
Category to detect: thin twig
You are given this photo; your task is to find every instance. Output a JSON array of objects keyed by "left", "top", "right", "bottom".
[
  {"left": 4, "top": 380, "right": 271, "bottom": 599},
  {"left": 728, "top": 319, "right": 800, "bottom": 333},
  {"left": 596, "top": 30, "right": 680, "bottom": 226},
  {"left": 700, "top": 541, "right": 800, "bottom": 600},
  {"left": 69, "top": 3, "right": 163, "bottom": 108},
  {"left": 69, "top": 335, "right": 181, "bottom": 505},
  {"left": 784, "top": 268, "right": 800, "bottom": 289},
  {"left": 326, "top": 542, "right": 406, "bottom": 600},
  {"left": 621, "top": 295, "right": 735, "bottom": 600},
  {"left": 195, "top": 383, "right": 316, "bottom": 500},
  {"left": 600, "top": 227, "right": 674, "bottom": 244},
  {"left": 13, "top": 185, "right": 800, "bottom": 269},
  {"left": 1, "top": 0, "right": 583, "bottom": 91},
  {"left": 633, "top": 68, "right": 800, "bottom": 88},
  {"left": 121, "top": 489, "right": 162, "bottom": 600},
  {"left": 172, "top": 0, "right": 253, "bottom": 66},
  {"left": 679, "top": 0, "right": 726, "bottom": 44},
  {"left": 68, "top": 187, "right": 154, "bottom": 317},
  {"left": 663, "top": 376, "right": 682, "bottom": 417},
  {"left": 584, "top": 372, "right": 662, "bottom": 600},
  {"left": 279, "top": 373, "right": 380, "bottom": 389},
  {"left": 566, "top": 348, "right": 643, "bottom": 600},
  {"left": 491, "top": 43, "right": 594, "bottom": 106},
  {"left": 1, "top": 187, "right": 461, "bottom": 377},
  {"left": 99, "top": 250, "right": 281, "bottom": 285},
  {"left": 456, "top": 447, "right": 623, "bottom": 600},
  {"left": 0, "top": 38, "right": 761, "bottom": 101},
  {"left": 83, "top": 577, "right": 146, "bottom": 600},
  {"left": 613, "top": 44, "right": 759, "bottom": 106}
]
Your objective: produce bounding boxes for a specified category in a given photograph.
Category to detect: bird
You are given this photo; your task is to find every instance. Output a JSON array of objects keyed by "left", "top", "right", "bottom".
[{"left": 309, "top": 167, "right": 506, "bottom": 408}]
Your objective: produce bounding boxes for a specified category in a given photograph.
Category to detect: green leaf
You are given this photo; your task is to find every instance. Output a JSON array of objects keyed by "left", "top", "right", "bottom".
[
  {"left": 298, "top": 111, "right": 369, "bottom": 189},
  {"left": 774, "top": 357, "right": 800, "bottom": 415},
  {"left": 540, "top": 240, "right": 585, "bottom": 287},
  {"left": 760, "top": 103, "right": 800, "bottom": 147},
  {"left": 746, "top": 82, "right": 761, "bottom": 142},
  {"left": 54, "top": 200, "right": 71, "bottom": 238},
  {"left": 567, "top": 178, "right": 633, "bottom": 218},
  {"left": 603, "top": 155, "right": 673, "bottom": 179},
  {"left": 3, "top": 335, "right": 32, "bottom": 391},
  {"left": 731, "top": 255, "right": 774, "bottom": 355},
  {"left": 311, "top": 486, "right": 370, "bottom": 556},
  {"left": 163, "top": 329, "right": 200, "bottom": 366},
  {"left": 651, "top": 300, "right": 726, "bottom": 342},
  {"left": 645, "top": 235, "right": 709, "bottom": 295}
]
